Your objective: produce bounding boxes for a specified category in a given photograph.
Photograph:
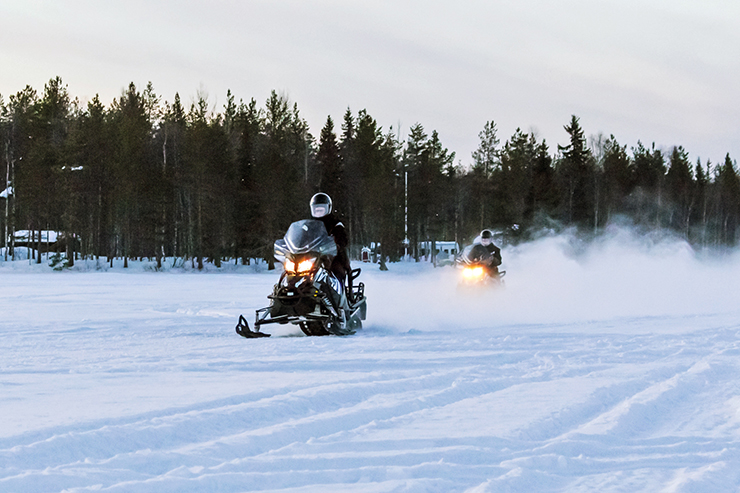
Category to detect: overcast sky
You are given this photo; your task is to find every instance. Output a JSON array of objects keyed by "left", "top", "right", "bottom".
[{"left": 2, "top": 0, "right": 739, "bottom": 167}]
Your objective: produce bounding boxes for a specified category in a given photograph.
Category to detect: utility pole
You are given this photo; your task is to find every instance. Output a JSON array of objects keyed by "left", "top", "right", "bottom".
[
  {"left": 404, "top": 164, "right": 408, "bottom": 260},
  {"left": 399, "top": 120, "right": 409, "bottom": 260},
  {"left": 3, "top": 163, "right": 8, "bottom": 261}
]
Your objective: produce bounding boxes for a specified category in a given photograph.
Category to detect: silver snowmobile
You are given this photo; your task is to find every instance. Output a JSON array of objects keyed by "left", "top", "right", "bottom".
[{"left": 236, "top": 219, "right": 367, "bottom": 338}]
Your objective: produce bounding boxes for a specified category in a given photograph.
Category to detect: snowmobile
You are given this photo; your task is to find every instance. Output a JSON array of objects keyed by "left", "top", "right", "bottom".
[
  {"left": 457, "top": 244, "right": 505, "bottom": 288},
  {"left": 236, "top": 219, "right": 367, "bottom": 338}
]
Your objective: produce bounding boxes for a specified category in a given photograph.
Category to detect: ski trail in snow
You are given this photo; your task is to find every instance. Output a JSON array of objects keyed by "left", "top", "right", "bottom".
[{"left": 4, "top": 322, "right": 740, "bottom": 491}]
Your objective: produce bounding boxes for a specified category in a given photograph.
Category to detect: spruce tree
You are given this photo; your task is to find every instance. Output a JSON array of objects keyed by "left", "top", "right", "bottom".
[
  {"left": 109, "top": 82, "right": 157, "bottom": 267},
  {"left": 692, "top": 158, "right": 708, "bottom": 245},
  {"left": 404, "top": 123, "right": 428, "bottom": 258},
  {"left": 715, "top": 153, "right": 740, "bottom": 244},
  {"left": 557, "top": 115, "right": 594, "bottom": 226},
  {"left": 66, "top": 94, "right": 112, "bottom": 262},
  {"left": 27, "top": 78, "right": 71, "bottom": 263},
  {"left": 231, "top": 97, "right": 261, "bottom": 263},
  {"left": 5, "top": 86, "right": 39, "bottom": 260},
  {"left": 316, "top": 116, "right": 344, "bottom": 211},
  {"left": 527, "top": 140, "right": 559, "bottom": 225},
  {"left": 499, "top": 128, "right": 536, "bottom": 229},
  {"left": 470, "top": 120, "right": 499, "bottom": 231},
  {"left": 340, "top": 108, "right": 361, "bottom": 248},
  {"left": 601, "top": 135, "right": 633, "bottom": 222},
  {"left": 162, "top": 93, "right": 188, "bottom": 263},
  {"left": 631, "top": 141, "right": 666, "bottom": 227},
  {"left": 665, "top": 146, "right": 693, "bottom": 235}
]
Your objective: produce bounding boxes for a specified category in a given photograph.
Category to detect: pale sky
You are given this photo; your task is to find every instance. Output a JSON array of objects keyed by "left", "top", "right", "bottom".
[{"left": 2, "top": 0, "right": 739, "bottom": 167}]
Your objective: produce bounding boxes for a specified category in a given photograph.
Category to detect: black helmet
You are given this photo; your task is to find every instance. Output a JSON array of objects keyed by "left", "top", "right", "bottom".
[
  {"left": 310, "top": 192, "right": 332, "bottom": 218},
  {"left": 480, "top": 229, "right": 493, "bottom": 245}
]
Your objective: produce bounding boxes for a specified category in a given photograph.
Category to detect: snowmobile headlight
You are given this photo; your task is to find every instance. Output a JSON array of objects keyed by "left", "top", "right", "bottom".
[
  {"left": 284, "top": 259, "right": 296, "bottom": 272},
  {"left": 463, "top": 266, "right": 484, "bottom": 279},
  {"left": 296, "top": 258, "right": 316, "bottom": 273}
]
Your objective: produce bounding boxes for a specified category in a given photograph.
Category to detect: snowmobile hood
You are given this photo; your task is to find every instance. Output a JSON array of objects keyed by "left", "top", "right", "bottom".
[{"left": 276, "top": 219, "right": 338, "bottom": 257}]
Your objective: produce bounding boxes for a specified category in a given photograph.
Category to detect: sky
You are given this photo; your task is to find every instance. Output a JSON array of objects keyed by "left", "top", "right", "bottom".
[{"left": 1, "top": 0, "right": 739, "bottom": 168}]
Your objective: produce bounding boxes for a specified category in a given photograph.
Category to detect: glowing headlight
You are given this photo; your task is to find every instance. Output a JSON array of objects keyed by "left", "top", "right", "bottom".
[
  {"left": 296, "top": 258, "right": 316, "bottom": 273},
  {"left": 463, "top": 266, "right": 484, "bottom": 279},
  {"left": 284, "top": 259, "right": 295, "bottom": 272}
]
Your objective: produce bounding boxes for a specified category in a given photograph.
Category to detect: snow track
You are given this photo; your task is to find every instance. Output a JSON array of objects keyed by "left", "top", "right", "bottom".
[{"left": 2, "top": 241, "right": 740, "bottom": 491}]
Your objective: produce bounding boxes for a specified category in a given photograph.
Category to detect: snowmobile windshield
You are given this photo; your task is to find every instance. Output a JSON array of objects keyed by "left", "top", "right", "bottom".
[
  {"left": 279, "top": 219, "right": 338, "bottom": 257},
  {"left": 460, "top": 244, "right": 491, "bottom": 265}
]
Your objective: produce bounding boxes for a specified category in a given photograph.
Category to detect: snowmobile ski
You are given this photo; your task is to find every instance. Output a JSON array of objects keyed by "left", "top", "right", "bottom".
[{"left": 235, "top": 314, "right": 270, "bottom": 338}]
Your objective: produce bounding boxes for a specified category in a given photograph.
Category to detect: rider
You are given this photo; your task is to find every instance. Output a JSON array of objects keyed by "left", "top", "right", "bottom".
[
  {"left": 310, "top": 192, "right": 351, "bottom": 286},
  {"left": 467, "top": 229, "right": 502, "bottom": 278}
]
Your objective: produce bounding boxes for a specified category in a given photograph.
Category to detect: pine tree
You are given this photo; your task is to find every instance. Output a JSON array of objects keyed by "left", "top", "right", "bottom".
[
  {"left": 24, "top": 78, "right": 71, "bottom": 263},
  {"left": 424, "top": 130, "right": 455, "bottom": 263},
  {"left": 251, "top": 91, "right": 311, "bottom": 267},
  {"left": 498, "top": 128, "right": 536, "bottom": 229},
  {"left": 402, "top": 124, "right": 454, "bottom": 260},
  {"left": 231, "top": 97, "right": 261, "bottom": 263},
  {"left": 470, "top": 120, "right": 499, "bottom": 231},
  {"left": 161, "top": 93, "right": 188, "bottom": 264},
  {"left": 527, "top": 140, "right": 559, "bottom": 225},
  {"left": 109, "top": 82, "right": 157, "bottom": 267},
  {"left": 182, "top": 91, "right": 236, "bottom": 268},
  {"left": 631, "top": 141, "right": 666, "bottom": 227},
  {"left": 557, "top": 115, "right": 594, "bottom": 226},
  {"left": 316, "top": 116, "right": 344, "bottom": 211},
  {"left": 471, "top": 120, "right": 499, "bottom": 178},
  {"left": 66, "top": 94, "right": 112, "bottom": 262},
  {"left": 601, "top": 135, "right": 633, "bottom": 222},
  {"left": 376, "top": 127, "right": 403, "bottom": 262},
  {"left": 692, "top": 158, "right": 709, "bottom": 245},
  {"left": 340, "top": 108, "right": 361, "bottom": 249},
  {"left": 353, "top": 109, "right": 383, "bottom": 249},
  {"left": 2, "top": 85, "right": 38, "bottom": 260},
  {"left": 664, "top": 146, "right": 693, "bottom": 236},
  {"left": 715, "top": 153, "right": 740, "bottom": 244},
  {"left": 404, "top": 123, "right": 428, "bottom": 258}
]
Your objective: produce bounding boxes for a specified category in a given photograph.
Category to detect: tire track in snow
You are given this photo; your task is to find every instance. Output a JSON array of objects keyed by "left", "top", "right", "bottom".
[
  {"left": 2, "top": 363, "right": 517, "bottom": 490},
  {"left": 0, "top": 334, "right": 602, "bottom": 490},
  {"left": 488, "top": 350, "right": 740, "bottom": 491},
  {"left": 4, "top": 308, "right": 740, "bottom": 491}
]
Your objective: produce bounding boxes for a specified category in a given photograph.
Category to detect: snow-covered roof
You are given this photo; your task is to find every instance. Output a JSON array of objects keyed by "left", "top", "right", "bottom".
[{"left": 13, "top": 230, "right": 60, "bottom": 242}]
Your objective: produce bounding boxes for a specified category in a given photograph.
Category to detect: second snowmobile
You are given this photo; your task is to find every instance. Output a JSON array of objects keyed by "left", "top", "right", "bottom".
[
  {"left": 236, "top": 219, "right": 367, "bottom": 338},
  {"left": 457, "top": 243, "right": 505, "bottom": 288}
]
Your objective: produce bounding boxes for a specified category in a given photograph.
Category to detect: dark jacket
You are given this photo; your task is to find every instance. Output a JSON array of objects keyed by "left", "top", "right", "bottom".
[
  {"left": 484, "top": 242, "right": 502, "bottom": 266},
  {"left": 317, "top": 213, "right": 350, "bottom": 279},
  {"left": 468, "top": 243, "right": 502, "bottom": 266},
  {"left": 317, "top": 213, "right": 348, "bottom": 249}
]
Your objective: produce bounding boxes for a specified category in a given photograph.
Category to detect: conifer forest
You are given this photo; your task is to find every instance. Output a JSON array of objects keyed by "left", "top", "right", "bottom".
[{"left": 2, "top": 77, "right": 739, "bottom": 268}]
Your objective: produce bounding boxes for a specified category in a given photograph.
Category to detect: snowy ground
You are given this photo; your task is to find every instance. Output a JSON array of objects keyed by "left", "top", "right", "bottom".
[{"left": 2, "top": 230, "right": 740, "bottom": 492}]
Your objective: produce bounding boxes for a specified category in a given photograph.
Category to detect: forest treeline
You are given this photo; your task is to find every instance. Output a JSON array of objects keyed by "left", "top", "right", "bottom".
[{"left": 1, "top": 77, "right": 739, "bottom": 268}]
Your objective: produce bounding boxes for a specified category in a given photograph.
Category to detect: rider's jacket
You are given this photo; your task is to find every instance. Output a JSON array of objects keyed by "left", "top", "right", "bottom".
[
  {"left": 468, "top": 243, "right": 502, "bottom": 266},
  {"left": 316, "top": 213, "right": 350, "bottom": 280}
]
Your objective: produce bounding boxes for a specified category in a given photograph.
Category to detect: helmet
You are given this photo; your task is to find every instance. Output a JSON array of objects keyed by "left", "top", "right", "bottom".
[
  {"left": 310, "top": 192, "right": 332, "bottom": 218},
  {"left": 480, "top": 229, "right": 492, "bottom": 246}
]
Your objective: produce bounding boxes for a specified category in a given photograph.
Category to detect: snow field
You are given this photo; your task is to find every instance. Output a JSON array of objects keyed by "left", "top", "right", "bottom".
[{"left": 2, "top": 230, "right": 740, "bottom": 492}]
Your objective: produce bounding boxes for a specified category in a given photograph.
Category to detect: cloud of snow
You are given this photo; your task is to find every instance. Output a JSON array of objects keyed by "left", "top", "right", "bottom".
[{"left": 367, "top": 227, "right": 740, "bottom": 333}]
